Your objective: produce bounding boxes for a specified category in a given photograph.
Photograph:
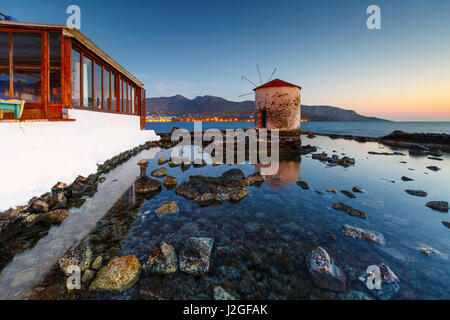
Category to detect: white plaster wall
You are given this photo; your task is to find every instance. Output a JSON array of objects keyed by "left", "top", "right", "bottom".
[
  {"left": 0, "top": 109, "right": 159, "bottom": 211},
  {"left": 255, "top": 86, "right": 301, "bottom": 130}
]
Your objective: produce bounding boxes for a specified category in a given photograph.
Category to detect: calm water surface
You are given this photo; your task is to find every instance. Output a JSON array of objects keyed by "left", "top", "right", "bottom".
[
  {"left": 0, "top": 135, "right": 449, "bottom": 300},
  {"left": 147, "top": 121, "right": 450, "bottom": 136}
]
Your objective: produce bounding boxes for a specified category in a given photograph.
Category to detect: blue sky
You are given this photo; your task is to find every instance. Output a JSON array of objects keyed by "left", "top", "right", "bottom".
[{"left": 2, "top": 0, "right": 449, "bottom": 120}]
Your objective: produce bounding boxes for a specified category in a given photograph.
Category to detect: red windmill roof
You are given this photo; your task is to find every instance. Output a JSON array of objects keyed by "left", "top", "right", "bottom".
[{"left": 253, "top": 78, "right": 302, "bottom": 91}]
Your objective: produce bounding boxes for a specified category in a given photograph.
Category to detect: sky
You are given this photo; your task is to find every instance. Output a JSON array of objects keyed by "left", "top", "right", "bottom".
[{"left": 1, "top": 0, "right": 449, "bottom": 120}]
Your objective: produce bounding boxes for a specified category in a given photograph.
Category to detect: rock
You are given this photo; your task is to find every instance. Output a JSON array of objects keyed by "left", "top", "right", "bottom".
[
  {"left": 316, "top": 190, "right": 324, "bottom": 195},
  {"left": 307, "top": 134, "right": 316, "bottom": 139},
  {"left": 180, "top": 237, "right": 213, "bottom": 275},
  {"left": 338, "top": 156, "right": 356, "bottom": 167},
  {"left": 401, "top": 176, "right": 414, "bottom": 181},
  {"left": 426, "top": 201, "right": 449, "bottom": 212},
  {"left": 143, "top": 242, "right": 177, "bottom": 274},
  {"left": 214, "top": 286, "right": 236, "bottom": 300},
  {"left": 352, "top": 186, "right": 364, "bottom": 193},
  {"left": 426, "top": 166, "right": 441, "bottom": 171},
  {"left": 175, "top": 169, "right": 249, "bottom": 205},
  {"left": 23, "top": 213, "right": 39, "bottom": 224},
  {"left": 408, "top": 144, "right": 429, "bottom": 156},
  {"left": 331, "top": 202, "right": 367, "bottom": 219},
  {"left": 342, "top": 224, "right": 385, "bottom": 245},
  {"left": 428, "top": 156, "right": 443, "bottom": 161},
  {"left": 246, "top": 172, "right": 264, "bottom": 185},
  {"left": 155, "top": 201, "right": 179, "bottom": 215},
  {"left": 89, "top": 255, "right": 141, "bottom": 292},
  {"left": 39, "top": 209, "right": 70, "bottom": 224},
  {"left": 429, "top": 149, "right": 443, "bottom": 157},
  {"left": 327, "top": 231, "right": 336, "bottom": 241},
  {"left": 137, "top": 159, "right": 148, "bottom": 167},
  {"left": 48, "top": 192, "right": 68, "bottom": 209},
  {"left": 308, "top": 247, "right": 346, "bottom": 292},
  {"left": 135, "top": 176, "right": 162, "bottom": 195},
  {"left": 82, "top": 269, "right": 95, "bottom": 284},
  {"left": 296, "top": 181, "right": 310, "bottom": 190},
  {"left": 163, "top": 176, "right": 177, "bottom": 187},
  {"left": 31, "top": 200, "right": 49, "bottom": 213},
  {"left": 325, "top": 189, "right": 337, "bottom": 194},
  {"left": 420, "top": 247, "right": 441, "bottom": 256},
  {"left": 151, "top": 167, "right": 167, "bottom": 178},
  {"left": 343, "top": 290, "right": 373, "bottom": 300},
  {"left": 340, "top": 190, "right": 356, "bottom": 198},
  {"left": 300, "top": 144, "right": 317, "bottom": 155},
  {"left": 59, "top": 242, "right": 93, "bottom": 275},
  {"left": 359, "top": 263, "right": 400, "bottom": 300},
  {"left": 442, "top": 221, "right": 450, "bottom": 229},
  {"left": 158, "top": 157, "right": 168, "bottom": 165},
  {"left": 11, "top": 268, "right": 37, "bottom": 287},
  {"left": 51, "top": 181, "right": 69, "bottom": 194},
  {"left": 368, "top": 151, "right": 405, "bottom": 156},
  {"left": 405, "top": 190, "right": 427, "bottom": 197},
  {"left": 92, "top": 256, "right": 103, "bottom": 270}
]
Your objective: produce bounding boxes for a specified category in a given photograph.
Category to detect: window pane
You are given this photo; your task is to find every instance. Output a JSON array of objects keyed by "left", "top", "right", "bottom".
[
  {"left": 94, "top": 63, "right": 102, "bottom": 109},
  {"left": 141, "top": 89, "right": 145, "bottom": 116},
  {"left": 121, "top": 79, "right": 124, "bottom": 113},
  {"left": 131, "top": 86, "right": 135, "bottom": 114},
  {"left": 82, "top": 56, "right": 92, "bottom": 108},
  {"left": 71, "top": 49, "right": 81, "bottom": 106},
  {"left": 126, "top": 82, "right": 130, "bottom": 113},
  {"left": 13, "top": 33, "right": 41, "bottom": 67},
  {"left": 13, "top": 69, "right": 41, "bottom": 102},
  {"left": 111, "top": 73, "right": 116, "bottom": 111},
  {"left": 49, "top": 69, "right": 61, "bottom": 103},
  {"left": 0, "top": 32, "right": 9, "bottom": 66},
  {"left": 104, "top": 69, "right": 110, "bottom": 111},
  {"left": 0, "top": 69, "right": 9, "bottom": 99},
  {"left": 49, "top": 32, "right": 61, "bottom": 67}
]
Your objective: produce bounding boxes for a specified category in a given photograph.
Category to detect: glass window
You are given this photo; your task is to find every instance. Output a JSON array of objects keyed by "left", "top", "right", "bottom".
[
  {"left": 111, "top": 73, "right": 116, "bottom": 111},
  {"left": 13, "top": 33, "right": 41, "bottom": 67},
  {"left": 13, "top": 69, "right": 41, "bottom": 102},
  {"left": 49, "top": 32, "right": 61, "bottom": 68},
  {"left": 82, "top": 56, "right": 92, "bottom": 108},
  {"left": 0, "top": 69, "right": 9, "bottom": 99},
  {"left": 49, "top": 69, "right": 61, "bottom": 103},
  {"left": 94, "top": 63, "right": 102, "bottom": 109},
  {"left": 71, "top": 49, "right": 81, "bottom": 106},
  {"left": 121, "top": 79, "right": 125, "bottom": 113},
  {"left": 126, "top": 82, "right": 130, "bottom": 113},
  {"left": 141, "top": 89, "right": 145, "bottom": 116},
  {"left": 131, "top": 86, "right": 135, "bottom": 114},
  {"left": 104, "top": 69, "right": 110, "bottom": 111},
  {"left": 0, "top": 32, "right": 9, "bottom": 67}
]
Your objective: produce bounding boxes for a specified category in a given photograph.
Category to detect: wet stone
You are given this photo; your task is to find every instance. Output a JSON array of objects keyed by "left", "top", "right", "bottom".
[
  {"left": 58, "top": 242, "right": 93, "bottom": 275},
  {"left": 426, "top": 201, "right": 449, "bottom": 212},
  {"left": 342, "top": 224, "right": 385, "bottom": 245},
  {"left": 428, "top": 156, "right": 443, "bottom": 161},
  {"left": 89, "top": 255, "right": 141, "bottom": 292},
  {"left": 82, "top": 269, "right": 95, "bottom": 284},
  {"left": 92, "top": 256, "right": 103, "bottom": 270},
  {"left": 158, "top": 157, "right": 168, "bottom": 165},
  {"left": 246, "top": 172, "right": 265, "bottom": 186},
  {"left": 420, "top": 247, "right": 441, "bottom": 256},
  {"left": 401, "top": 176, "right": 414, "bottom": 181},
  {"left": 352, "top": 186, "right": 364, "bottom": 193},
  {"left": 163, "top": 176, "right": 177, "bottom": 187},
  {"left": 296, "top": 181, "right": 310, "bottom": 190},
  {"left": 340, "top": 190, "right": 356, "bottom": 198},
  {"left": 359, "top": 263, "right": 400, "bottom": 300},
  {"left": 405, "top": 189, "right": 427, "bottom": 197},
  {"left": 426, "top": 166, "right": 441, "bottom": 171},
  {"left": 180, "top": 237, "right": 213, "bottom": 275},
  {"left": 143, "top": 242, "right": 177, "bottom": 274},
  {"left": 331, "top": 202, "right": 367, "bottom": 219},
  {"left": 442, "top": 221, "right": 450, "bottom": 229},
  {"left": 155, "top": 201, "right": 179, "bottom": 216},
  {"left": 31, "top": 200, "right": 49, "bottom": 213},
  {"left": 151, "top": 167, "right": 167, "bottom": 178},
  {"left": 214, "top": 286, "right": 236, "bottom": 300},
  {"left": 135, "top": 176, "right": 162, "bottom": 195},
  {"left": 308, "top": 247, "right": 346, "bottom": 292},
  {"left": 325, "top": 189, "right": 337, "bottom": 194}
]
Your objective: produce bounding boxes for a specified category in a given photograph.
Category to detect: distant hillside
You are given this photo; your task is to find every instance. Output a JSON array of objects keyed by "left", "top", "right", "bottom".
[{"left": 146, "top": 95, "right": 389, "bottom": 122}]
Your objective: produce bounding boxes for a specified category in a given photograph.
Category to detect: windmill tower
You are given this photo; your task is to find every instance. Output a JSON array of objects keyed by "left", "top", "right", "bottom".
[{"left": 240, "top": 66, "right": 302, "bottom": 130}]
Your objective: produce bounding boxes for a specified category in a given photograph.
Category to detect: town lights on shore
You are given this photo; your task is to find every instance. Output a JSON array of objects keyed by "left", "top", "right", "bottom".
[{"left": 147, "top": 117, "right": 254, "bottom": 123}]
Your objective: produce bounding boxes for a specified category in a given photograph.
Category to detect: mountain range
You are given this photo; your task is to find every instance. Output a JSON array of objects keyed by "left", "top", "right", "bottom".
[{"left": 146, "top": 95, "right": 389, "bottom": 122}]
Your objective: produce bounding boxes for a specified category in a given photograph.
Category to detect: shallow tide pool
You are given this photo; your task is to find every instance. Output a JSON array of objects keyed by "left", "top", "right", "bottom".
[{"left": 1, "top": 135, "right": 449, "bottom": 300}]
